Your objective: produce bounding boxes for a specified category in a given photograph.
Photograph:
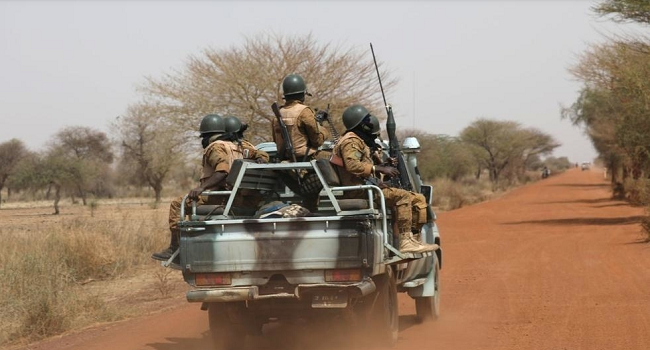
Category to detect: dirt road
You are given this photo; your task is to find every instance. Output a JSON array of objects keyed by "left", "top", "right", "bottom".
[{"left": 17, "top": 168, "right": 650, "bottom": 350}]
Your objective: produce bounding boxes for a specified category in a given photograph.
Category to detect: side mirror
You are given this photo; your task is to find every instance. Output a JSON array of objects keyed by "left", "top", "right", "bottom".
[{"left": 402, "top": 137, "right": 421, "bottom": 153}]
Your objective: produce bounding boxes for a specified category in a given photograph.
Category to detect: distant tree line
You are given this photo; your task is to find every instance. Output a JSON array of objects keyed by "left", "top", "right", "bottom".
[{"left": 0, "top": 33, "right": 564, "bottom": 213}]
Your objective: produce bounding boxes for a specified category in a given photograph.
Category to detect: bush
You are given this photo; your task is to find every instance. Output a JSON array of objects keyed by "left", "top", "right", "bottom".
[
  {"left": 431, "top": 176, "right": 494, "bottom": 211},
  {"left": 622, "top": 178, "right": 650, "bottom": 205}
]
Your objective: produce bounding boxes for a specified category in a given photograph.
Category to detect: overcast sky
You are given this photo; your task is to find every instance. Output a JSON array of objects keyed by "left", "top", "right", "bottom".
[{"left": 0, "top": 1, "right": 640, "bottom": 162}]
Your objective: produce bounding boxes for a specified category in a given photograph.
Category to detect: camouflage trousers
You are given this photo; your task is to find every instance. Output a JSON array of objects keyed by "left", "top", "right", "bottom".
[
  {"left": 168, "top": 196, "right": 208, "bottom": 231},
  {"left": 381, "top": 187, "right": 428, "bottom": 234}
]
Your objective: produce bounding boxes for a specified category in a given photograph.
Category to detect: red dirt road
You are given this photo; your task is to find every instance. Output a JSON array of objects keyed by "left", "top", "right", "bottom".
[{"left": 17, "top": 168, "right": 650, "bottom": 350}]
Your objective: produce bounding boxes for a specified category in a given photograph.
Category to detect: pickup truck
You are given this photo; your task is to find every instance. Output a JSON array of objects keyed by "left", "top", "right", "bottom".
[{"left": 164, "top": 137, "right": 442, "bottom": 349}]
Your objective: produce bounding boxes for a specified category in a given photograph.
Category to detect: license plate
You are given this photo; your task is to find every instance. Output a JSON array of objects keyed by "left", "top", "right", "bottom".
[{"left": 311, "top": 292, "right": 348, "bottom": 308}]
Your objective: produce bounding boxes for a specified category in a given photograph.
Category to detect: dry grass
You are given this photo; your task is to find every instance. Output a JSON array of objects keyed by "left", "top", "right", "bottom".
[
  {"left": 0, "top": 201, "right": 174, "bottom": 345},
  {"left": 430, "top": 171, "right": 549, "bottom": 211},
  {"left": 431, "top": 176, "right": 498, "bottom": 211}
]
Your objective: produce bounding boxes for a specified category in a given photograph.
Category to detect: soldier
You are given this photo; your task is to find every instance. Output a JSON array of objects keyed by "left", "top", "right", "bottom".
[
  {"left": 272, "top": 74, "right": 331, "bottom": 211},
  {"left": 332, "top": 105, "right": 436, "bottom": 253},
  {"left": 272, "top": 74, "right": 330, "bottom": 161},
  {"left": 223, "top": 115, "right": 270, "bottom": 164},
  {"left": 152, "top": 114, "right": 269, "bottom": 262}
]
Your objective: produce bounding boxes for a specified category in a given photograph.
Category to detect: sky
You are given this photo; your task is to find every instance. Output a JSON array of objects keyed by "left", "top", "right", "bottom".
[{"left": 0, "top": 0, "right": 641, "bottom": 163}]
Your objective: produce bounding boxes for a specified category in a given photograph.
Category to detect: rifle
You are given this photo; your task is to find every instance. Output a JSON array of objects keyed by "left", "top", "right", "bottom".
[
  {"left": 370, "top": 43, "right": 412, "bottom": 191},
  {"left": 271, "top": 102, "right": 301, "bottom": 184},
  {"left": 271, "top": 102, "right": 297, "bottom": 162}
]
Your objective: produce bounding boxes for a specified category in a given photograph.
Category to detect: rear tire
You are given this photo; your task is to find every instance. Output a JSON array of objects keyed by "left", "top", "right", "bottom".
[
  {"left": 415, "top": 255, "right": 440, "bottom": 322},
  {"left": 371, "top": 267, "right": 399, "bottom": 346}
]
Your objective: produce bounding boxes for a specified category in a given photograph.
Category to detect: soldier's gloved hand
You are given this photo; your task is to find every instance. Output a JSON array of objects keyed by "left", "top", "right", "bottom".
[
  {"left": 376, "top": 165, "right": 399, "bottom": 178},
  {"left": 188, "top": 187, "right": 204, "bottom": 200},
  {"left": 255, "top": 157, "right": 267, "bottom": 164},
  {"left": 385, "top": 157, "right": 398, "bottom": 167},
  {"left": 315, "top": 110, "right": 329, "bottom": 123}
]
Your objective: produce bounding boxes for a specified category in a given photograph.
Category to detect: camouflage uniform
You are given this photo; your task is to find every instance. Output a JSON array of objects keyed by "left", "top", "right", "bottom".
[
  {"left": 333, "top": 132, "right": 428, "bottom": 235},
  {"left": 272, "top": 100, "right": 331, "bottom": 211},
  {"left": 168, "top": 139, "right": 268, "bottom": 230},
  {"left": 272, "top": 100, "right": 330, "bottom": 161}
]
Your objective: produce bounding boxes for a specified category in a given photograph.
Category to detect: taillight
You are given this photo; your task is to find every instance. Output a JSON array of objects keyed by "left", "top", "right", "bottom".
[
  {"left": 195, "top": 273, "right": 232, "bottom": 286},
  {"left": 325, "top": 269, "right": 362, "bottom": 282}
]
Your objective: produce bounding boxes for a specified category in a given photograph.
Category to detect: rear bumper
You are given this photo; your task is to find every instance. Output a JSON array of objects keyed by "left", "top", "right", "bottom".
[{"left": 186, "top": 278, "right": 376, "bottom": 303}]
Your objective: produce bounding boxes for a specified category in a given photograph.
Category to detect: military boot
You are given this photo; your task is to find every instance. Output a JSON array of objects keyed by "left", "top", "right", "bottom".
[
  {"left": 399, "top": 232, "right": 438, "bottom": 253},
  {"left": 152, "top": 229, "right": 180, "bottom": 262}
]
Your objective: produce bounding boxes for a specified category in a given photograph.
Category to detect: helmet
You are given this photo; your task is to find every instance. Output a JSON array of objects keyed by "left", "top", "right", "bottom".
[
  {"left": 342, "top": 105, "right": 370, "bottom": 131},
  {"left": 369, "top": 115, "right": 381, "bottom": 135},
  {"left": 223, "top": 116, "right": 242, "bottom": 133},
  {"left": 282, "top": 74, "right": 308, "bottom": 97},
  {"left": 199, "top": 114, "right": 225, "bottom": 135}
]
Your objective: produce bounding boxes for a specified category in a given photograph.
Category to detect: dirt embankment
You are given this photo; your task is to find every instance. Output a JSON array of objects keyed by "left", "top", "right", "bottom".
[{"left": 8, "top": 168, "right": 650, "bottom": 350}]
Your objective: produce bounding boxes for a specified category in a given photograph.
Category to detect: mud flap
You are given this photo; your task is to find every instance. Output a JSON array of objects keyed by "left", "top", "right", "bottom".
[{"left": 406, "top": 257, "right": 436, "bottom": 298}]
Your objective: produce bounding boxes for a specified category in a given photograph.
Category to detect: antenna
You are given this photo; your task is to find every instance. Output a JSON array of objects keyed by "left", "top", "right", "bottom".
[{"left": 412, "top": 71, "right": 416, "bottom": 129}]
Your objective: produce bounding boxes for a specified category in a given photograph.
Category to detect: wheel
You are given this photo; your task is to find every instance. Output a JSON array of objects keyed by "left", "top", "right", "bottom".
[
  {"left": 370, "top": 267, "right": 399, "bottom": 346},
  {"left": 415, "top": 254, "right": 441, "bottom": 322},
  {"left": 208, "top": 303, "right": 246, "bottom": 350}
]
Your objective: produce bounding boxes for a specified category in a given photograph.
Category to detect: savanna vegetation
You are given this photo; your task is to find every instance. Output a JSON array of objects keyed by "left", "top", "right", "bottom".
[
  {"left": 0, "top": 33, "right": 568, "bottom": 345},
  {"left": 563, "top": 0, "right": 650, "bottom": 239}
]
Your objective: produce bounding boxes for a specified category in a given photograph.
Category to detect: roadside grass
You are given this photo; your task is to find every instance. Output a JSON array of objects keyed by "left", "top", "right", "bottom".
[
  {"left": 431, "top": 176, "right": 499, "bottom": 211},
  {"left": 0, "top": 205, "right": 169, "bottom": 345},
  {"left": 430, "top": 171, "right": 544, "bottom": 211}
]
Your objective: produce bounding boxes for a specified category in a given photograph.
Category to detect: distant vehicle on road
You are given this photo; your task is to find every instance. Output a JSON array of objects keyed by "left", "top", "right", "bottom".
[{"left": 581, "top": 162, "right": 591, "bottom": 171}]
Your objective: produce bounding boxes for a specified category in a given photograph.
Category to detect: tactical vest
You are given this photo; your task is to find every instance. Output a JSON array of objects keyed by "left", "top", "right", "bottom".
[
  {"left": 273, "top": 102, "right": 315, "bottom": 159},
  {"left": 333, "top": 132, "right": 373, "bottom": 186},
  {"left": 200, "top": 140, "right": 244, "bottom": 188}
]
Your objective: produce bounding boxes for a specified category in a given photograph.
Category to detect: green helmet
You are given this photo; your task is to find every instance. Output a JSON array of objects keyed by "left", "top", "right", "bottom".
[
  {"left": 282, "top": 74, "right": 308, "bottom": 97},
  {"left": 369, "top": 115, "right": 381, "bottom": 135},
  {"left": 199, "top": 114, "right": 225, "bottom": 135},
  {"left": 342, "top": 105, "right": 370, "bottom": 131},
  {"left": 223, "top": 116, "right": 242, "bottom": 133}
]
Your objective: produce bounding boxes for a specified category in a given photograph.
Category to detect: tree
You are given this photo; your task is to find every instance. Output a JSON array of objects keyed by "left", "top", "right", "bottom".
[
  {"left": 594, "top": 0, "right": 650, "bottom": 24},
  {"left": 50, "top": 127, "right": 114, "bottom": 205},
  {"left": 460, "top": 119, "right": 558, "bottom": 183},
  {"left": 519, "top": 128, "right": 561, "bottom": 175},
  {"left": 113, "top": 103, "right": 186, "bottom": 202},
  {"left": 563, "top": 40, "right": 650, "bottom": 184},
  {"left": 412, "top": 133, "right": 474, "bottom": 181},
  {"left": 10, "top": 151, "right": 76, "bottom": 214},
  {"left": 140, "top": 33, "right": 395, "bottom": 143},
  {"left": 0, "top": 139, "right": 27, "bottom": 208}
]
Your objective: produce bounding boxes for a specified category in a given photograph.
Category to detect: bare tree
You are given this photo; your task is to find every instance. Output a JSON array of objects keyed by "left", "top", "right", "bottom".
[
  {"left": 0, "top": 139, "right": 27, "bottom": 208},
  {"left": 140, "top": 33, "right": 396, "bottom": 143},
  {"left": 113, "top": 103, "right": 186, "bottom": 202}
]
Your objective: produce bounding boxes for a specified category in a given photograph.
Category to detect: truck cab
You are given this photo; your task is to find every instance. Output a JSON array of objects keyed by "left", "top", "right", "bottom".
[{"left": 165, "top": 137, "right": 442, "bottom": 349}]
